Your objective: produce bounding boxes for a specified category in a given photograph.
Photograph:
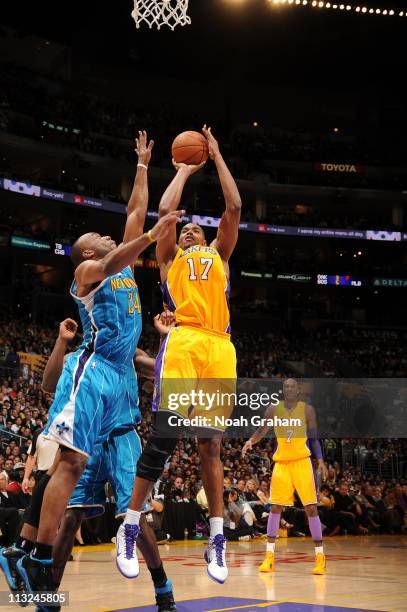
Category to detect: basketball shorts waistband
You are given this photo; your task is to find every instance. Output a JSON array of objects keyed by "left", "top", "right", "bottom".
[{"left": 75, "top": 349, "right": 135, "bottom": 375}]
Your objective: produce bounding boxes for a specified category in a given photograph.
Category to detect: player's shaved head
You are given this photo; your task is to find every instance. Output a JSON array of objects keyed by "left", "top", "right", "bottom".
[
  {"left": 71, "top": 232, "right": 117, "bottom": 267},
  {"left": 283, "top": 378, "right": 299, "bottom": 400},
  {"left": 71, "top": 233, "right": 99, "bottom": 267},
  {"left": 178, "top": 223, "right": 206, "bottom": 249},
  {"left": 284, "top": 378, "right": 298, "bottom": 390}
]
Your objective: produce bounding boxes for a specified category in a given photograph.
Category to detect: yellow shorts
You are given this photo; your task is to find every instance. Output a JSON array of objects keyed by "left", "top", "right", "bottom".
[
  {"left": 270, "top": 456, "right": 318, "bottom": 507},
  {"left": 152, "top": 325, "right": 236, "bottom": 431}
]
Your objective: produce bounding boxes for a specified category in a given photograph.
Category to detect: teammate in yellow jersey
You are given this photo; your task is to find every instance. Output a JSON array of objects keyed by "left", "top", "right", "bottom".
[
  {"left": 242, "top": 379, "right": 328, "bottom": 575},
  {"left": 119, "top": 126, "right": 242, "bottom": 585}
]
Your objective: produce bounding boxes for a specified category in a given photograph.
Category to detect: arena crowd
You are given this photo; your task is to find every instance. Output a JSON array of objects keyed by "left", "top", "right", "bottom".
[{"left": 0, "top": 315, "right": 406, "bottom": 546}]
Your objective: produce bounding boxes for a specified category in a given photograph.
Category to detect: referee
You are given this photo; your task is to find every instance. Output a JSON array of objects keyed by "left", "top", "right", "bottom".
[{"left": 22, "top": 428, "right": 59, "bottom": 491}]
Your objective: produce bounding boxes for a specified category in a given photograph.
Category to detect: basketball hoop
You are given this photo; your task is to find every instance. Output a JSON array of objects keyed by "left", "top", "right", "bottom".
[{"left": 131, "top": 0, "right": 191, "bottom": 30}]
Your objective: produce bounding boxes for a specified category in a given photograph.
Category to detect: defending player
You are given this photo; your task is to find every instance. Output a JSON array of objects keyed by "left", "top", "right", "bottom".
[
  {"left": 14, "top": 132, "right": 184, "bottom": 595},
  {"left": 116, "top": 125, "right": 242, "bottom": 585},
  {"left": 242, "top": 378, "right": 328, "bottom": 575},
  {"left": 1, "top": 316, "right": 177, "bottom": 612}
]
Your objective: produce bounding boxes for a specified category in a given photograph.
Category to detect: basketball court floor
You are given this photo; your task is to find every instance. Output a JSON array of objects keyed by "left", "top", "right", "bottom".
[{"left": 2, "top": 535, "right": 403, "bottom": 612}]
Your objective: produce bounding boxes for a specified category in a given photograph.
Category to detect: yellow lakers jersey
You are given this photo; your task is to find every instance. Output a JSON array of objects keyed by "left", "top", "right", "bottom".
[
  {"left": 272, "top": 400, "right": 310, "bottom": 462},
  {"left": 163, "top": 245, "right": 231, "bottom": 335}
]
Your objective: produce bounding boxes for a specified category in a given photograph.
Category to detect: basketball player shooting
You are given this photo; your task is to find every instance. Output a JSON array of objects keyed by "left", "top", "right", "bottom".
[
  {"left": 116, "top": 126, "right": 242, "bottom": 585},
  {"left": 242, "top": 378, "right": 328, "bottom": 575}
]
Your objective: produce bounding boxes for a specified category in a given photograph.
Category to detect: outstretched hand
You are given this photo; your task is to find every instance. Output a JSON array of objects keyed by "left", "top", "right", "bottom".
[
  {"left": 202, "top": 124, "right": 220, "bottom": 160},
  {"left": 154, "top": 310, "right": 176, "bottom": 337},
  {"left": 150, "top": 209, "right": 185, "bottom": 242},
  {"left": 135, "top": 130, "right": 154, "bottom": 166}
]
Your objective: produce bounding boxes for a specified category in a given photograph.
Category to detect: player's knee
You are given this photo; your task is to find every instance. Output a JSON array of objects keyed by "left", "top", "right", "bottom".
[
  {"left": 137, "top": 436, "right": 177, "bottom": 482},
  {"left": 198, "top": 437, "right": 221, "bottom": 459}
]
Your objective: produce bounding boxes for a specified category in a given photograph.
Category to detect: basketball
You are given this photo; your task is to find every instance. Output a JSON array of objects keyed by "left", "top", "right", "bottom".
[{"left": 172, "top": 130, "right": 209, "bottom": 165}]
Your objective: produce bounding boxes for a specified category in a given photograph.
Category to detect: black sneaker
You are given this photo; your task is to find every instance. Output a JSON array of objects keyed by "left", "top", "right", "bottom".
[
  {"left": 0, "top": 546, "right": 26, "bottom": 592},
  {"left": 17, "top": 555, "right": 55, "bottom": 594},
  {"left": 155, "top": 579, "right": 177, "bottom": 611}
]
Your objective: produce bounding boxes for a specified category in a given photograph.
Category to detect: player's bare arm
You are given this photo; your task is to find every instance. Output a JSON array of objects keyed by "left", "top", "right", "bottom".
[
  {"left": 156, "top": 160, "right": 205, "bottom": 277},
  {"left": 204, "top": 125, "right": 242, "bottom": 264},
  {"left": 22, "top": 454, "right": 36, "bottom": 493},
  {"left": 242, "top": 403, "right": 276, "bottom": 457},
  {"left": 123, "top": 130, "right": 154, "bottom": 244},
  {"left": 75, "top": 210, "right": 184, "bottom": 293},
  {"left": 42, "top": 319, "right": 78, "bottom": 393},
  {"left": 135, "top": 311, "right": 175, "bottom": 378},
  {"left": 134, "top": 348, "right": 156, "bottom": 380},
  {"left": 306, "top": 403, "right": 328, "bottom": 480}
]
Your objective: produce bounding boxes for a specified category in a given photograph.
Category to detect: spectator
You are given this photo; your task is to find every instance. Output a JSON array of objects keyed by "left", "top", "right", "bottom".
[
  {"left": 223, "top": 489, "right": 254, "bottom": 541},
  {"left": 5, "top": 348, "right": 19, "bottom": 371},
  {"left": 333, "top": 482, "right": 367, "bottom": 535},
  {"left": 6, "top": 468, "right": 23, "bottom": 495},
  {"left": 318, "top": 485, "right": 340, "bottom": 536},
  {"left": 170, "top": 477, "right": 185, "bottom": 502},
  {"left": 382, "top": 488, "right": 403, "bottom": 533},
  {"left": 144, "top": 493, "right": 168, "bottom": 544},
  {"left": 244, "top": 479, "right": 265, "bottom": 520},
  {"left": 326, "top": 467, "right": 337, "bottom": 489},
  {"left": 0, "top": 472, "right": 20, "bottom": 545},
  {"left": 325, "top": 439, "right": 337, "bottom": 464},
  {"left": 196, "top": 486, "right": 208, "bottom": 512},
  {"left": 3, "top": 459, "right": 14, "bottom": 476}
]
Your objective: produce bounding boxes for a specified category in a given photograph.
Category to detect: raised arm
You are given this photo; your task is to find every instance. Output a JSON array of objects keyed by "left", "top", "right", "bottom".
[
  {"left": 75, "top": 210, "right": 184, "bottom": 288},
  {"left": 241, "top": 403, "right": 276, "bottom": 457},
  {"left": 204, "top": 126, "right": 242, "bottom": 262},
  {"left": 42, "top": 319, "right": 78, "bottom": 393},
  {"left": 156, "top": 161, "right": 204, "bottom": 268},
  {"left": 123, "top": 131, "right": 154, "bottom": 244}
]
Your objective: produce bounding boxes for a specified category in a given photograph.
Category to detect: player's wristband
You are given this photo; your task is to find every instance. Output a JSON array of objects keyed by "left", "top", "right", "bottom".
[
  {"left": 146, "top": 230, "right": 155, "bottom": 243},
  {"left": 137, "top": 163, "right": 148, "bottom": 170},
  {"left": 308, "top": 433, "right": 323, "bottom": 460}
]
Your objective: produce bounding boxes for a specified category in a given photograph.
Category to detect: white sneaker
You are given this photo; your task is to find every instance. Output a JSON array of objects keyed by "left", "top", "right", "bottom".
[
  {"left": 205, "top": 534, "right": 228, "bottom": 584},
  {"left": 116, "top": 522, "right": 140, "bottom": 579}
]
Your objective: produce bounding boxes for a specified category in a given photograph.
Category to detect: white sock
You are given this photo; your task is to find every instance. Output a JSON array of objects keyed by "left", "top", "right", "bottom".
[
  {"left": 209, "top": 517, "right": 224, "bottom": 538},
  {"left": 124, "top": 509, "right": 141, "bottom": 526},
  {"left": 315, "top": 546, "right": 324, "bottom": 555},
  {"left": 267, "top": 542, "right": 275, "bottom": 553}
]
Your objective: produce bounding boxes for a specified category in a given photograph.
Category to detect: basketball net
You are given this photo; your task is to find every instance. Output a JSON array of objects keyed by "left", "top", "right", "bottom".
[{"left": 131, "top": 0, "right": 191, "bottom": 30}]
